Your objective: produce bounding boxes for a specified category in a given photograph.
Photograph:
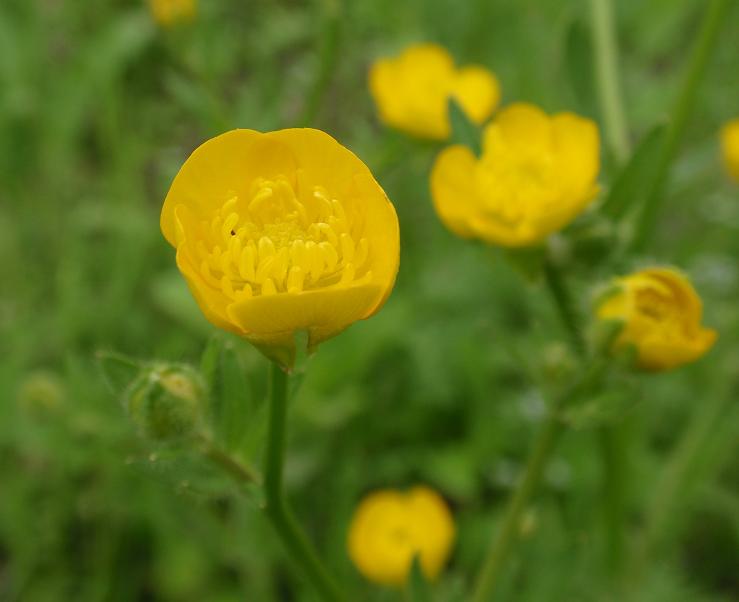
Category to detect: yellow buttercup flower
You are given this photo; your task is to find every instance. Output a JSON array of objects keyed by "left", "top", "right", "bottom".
[
  {"left": 431, "top": 102, "right": 600, "bottom": 246},
  {"left": 720, "top": 117, "right": 739, "bottom": 181},
  {"left": 369, "top": 43, "right": 500, "bottom": 140},
  {"left": 347, "top": 486, "right": 455, "bottom": 587},
  {"left": 148, "top": 0, "right": 196, "bottom": 27},
  {"left": 160, "top": 128, "right": 400, "bottom": 368},
  {"left": 597, "top": 267, "right": 717, "bottom": 372}
]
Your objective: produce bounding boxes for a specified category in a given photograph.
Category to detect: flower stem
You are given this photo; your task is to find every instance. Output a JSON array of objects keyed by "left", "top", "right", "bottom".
[
  {"left": 543, "top": 256, "right": 627, "bottom": 580},
  {"left": 588, "top": 0, "right": 630, "bottom": 164},
  {"left": 263, "top": 362, "right": 345, "bottom": 602},
  {"left": 472, "top": 410, "right": 564, "bottom": 602},
  {"left": 542, "top": 255, "right": 586, "bottom": 356},
  {"left": 630, "top": 0, "right": 730, "bottom": 252}
]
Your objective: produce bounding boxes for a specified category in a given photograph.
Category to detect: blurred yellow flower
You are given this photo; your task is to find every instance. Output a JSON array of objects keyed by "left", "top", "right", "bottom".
[
  {"left": 431, "top": 102, "right": 600, "bottom": 246},
  {"left": 597, "top": 267, "right": 717, "bottom": 372},
  {"left": 720, "top": 118, "right": 739, "bottom": 181},
  {"left": 160, "top": 128, "right": 400, "bottom": 368},
  {"left": 148, "top": 0, "right": 196, "bottom": 27},
  {"left": 369, "top": 43, "right": 500, "bottom": 140},
  {"left": 347, "top": 486, "right": 455, "bottom": 587}
]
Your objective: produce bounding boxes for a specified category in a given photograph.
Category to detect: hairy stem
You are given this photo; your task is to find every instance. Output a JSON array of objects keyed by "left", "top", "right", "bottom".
[{"left": 263, "top": 362, "right": 345, "bottom": 602}]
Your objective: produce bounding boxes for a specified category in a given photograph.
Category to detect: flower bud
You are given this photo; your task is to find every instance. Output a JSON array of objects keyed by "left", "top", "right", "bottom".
[
  {"left": 124, "top": 363, "right": 206, "bottom": 441},
  {"left": 596, "top": 267, "right": 717, "bottom": 371}
]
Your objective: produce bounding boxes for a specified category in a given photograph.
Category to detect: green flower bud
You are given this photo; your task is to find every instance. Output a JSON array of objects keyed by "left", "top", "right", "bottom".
[{"left": 124, "top": 363, "right": 206, "bottom": 441}]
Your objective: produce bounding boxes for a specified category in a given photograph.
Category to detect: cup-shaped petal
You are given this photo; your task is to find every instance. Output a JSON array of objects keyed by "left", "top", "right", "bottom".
[
  {"left": 720, "top": 117, "right": 739, "bottom": 182},
  {"left": 431, "top": 102, "right": 600, "bottom": 246},
  {"left": 161, "top": 128, "right": 400, "bottom": 368}
]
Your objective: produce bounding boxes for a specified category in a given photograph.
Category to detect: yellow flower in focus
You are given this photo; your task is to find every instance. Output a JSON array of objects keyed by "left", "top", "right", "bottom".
[
  {"left": 720, "top": 117, "right": 739, "bottom": 181},
  {"left": 148, "top": 0, "right": 196, "bottom": 27},
  {"left": 347, "top": 486, "right": 455, "bottom": 587},
  {"left": 597, "top": 268, "right": 717, "bottom": 372},
  {"left": 369, "top": 43, "right": 500, "bottom": 140},
  {"left": 431, "top": 102, "right": 600, "bottom": 246},
  {"left": 160, "top": 128, "right": 400, "bottom": 368}
]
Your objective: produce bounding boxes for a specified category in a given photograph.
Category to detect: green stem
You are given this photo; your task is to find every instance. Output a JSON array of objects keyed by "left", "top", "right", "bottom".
[
  {"left": 588, "top": 0, "right": 630, "bottom": 164},
  {"left": 299, "top": 0, "right": 341, "bottom": 126},
  {"left": 472, "top": 410, "right": 564, "bottom": 602},
  {"left": 263, "top": 362, "right": 345, "bottom": 602},
  {"left": 199, "top": 435, "right": 260, "bottom": 484},
  {"left": 598, "top": 423, "right": 627, "bottom": 577},
  {"left": 543, "top": 255, "right": 627, "bottom": 580},
  {"left": 542, "top": 255, "right": 586, "bottom": 356},
  {"left": 630, "top": 0, "right": 730, "bottom": 252}
]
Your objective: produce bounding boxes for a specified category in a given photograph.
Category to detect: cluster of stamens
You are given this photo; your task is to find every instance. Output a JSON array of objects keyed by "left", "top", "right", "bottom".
[{"left": 195, "top": 176, "right": 371, "bottom": 300}]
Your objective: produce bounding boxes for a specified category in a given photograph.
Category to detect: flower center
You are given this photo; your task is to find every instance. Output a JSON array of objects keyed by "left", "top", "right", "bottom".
[{"left": 195, "top": 176, "right": 371, "bottom": 300}]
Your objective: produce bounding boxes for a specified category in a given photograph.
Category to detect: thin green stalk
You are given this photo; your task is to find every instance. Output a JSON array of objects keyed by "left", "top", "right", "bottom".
[
  {"left": 542, "top": 256, "right": 586, "bottom": 356},
  {"left": 472, "top": 410, "right": 564, "bottom": 602},
  {"left": 299, "top": 0, "right": 341, "bottom": 126},
  {"left": 588, "top": 0, "right": 630, "bottom": 164},
  {"left": 598, "top": 423, "right": 627, "bottom": 577},
  {"left": 543, "top": 256, "right": 627, "bottom": 580},
  {"left": 630, "top": 0, "right": 730, "bottom": 252},
  {"left": 199, "top": 435, "right": 260, "bottom": 484},
  {"left": 263, "top": 362, "right": 345, "bottom": 602}
]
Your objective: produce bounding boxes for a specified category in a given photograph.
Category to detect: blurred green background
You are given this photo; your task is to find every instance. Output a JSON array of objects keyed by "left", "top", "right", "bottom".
[{"left": 0, "top": 0, "right": 737, "bottom": 600}]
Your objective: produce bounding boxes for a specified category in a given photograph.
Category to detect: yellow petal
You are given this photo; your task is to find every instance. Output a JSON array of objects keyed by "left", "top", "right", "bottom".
[
  {"left": 430, "top": 145, "right": 479, "bottom": 238},
  {"left": 483, "top": 102, "right": 552, "bottom": 153},
  {"left": 161, "top": 130, "right": 297, "bottom": 247},
  {"left": 451, "top": 65, "right": 500, "bottom": 125},
  {"left": 226, "top": 283, "right": 385, "bottom": 363},
  {"left": 551, "top": 112, "right": 601, "bottom": 200}
]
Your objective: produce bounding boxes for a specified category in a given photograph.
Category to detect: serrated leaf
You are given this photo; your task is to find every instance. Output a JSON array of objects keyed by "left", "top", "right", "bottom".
[
  {"left": 564, "top": 18, "right": 596, "bottom": 114},
  {"left": 600, "top": 123, "right": 667, "bottom": 219},
  {"left": 407, "top": 555, "right": 432, "bottom": 602},
  {"left": 448, "top": 98, "right": 481, "bottom": 155}
]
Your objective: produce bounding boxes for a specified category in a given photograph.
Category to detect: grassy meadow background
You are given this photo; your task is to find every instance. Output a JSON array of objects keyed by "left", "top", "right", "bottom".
[{"left": 1, "top": 0, "right": 737, "bottom": 600}]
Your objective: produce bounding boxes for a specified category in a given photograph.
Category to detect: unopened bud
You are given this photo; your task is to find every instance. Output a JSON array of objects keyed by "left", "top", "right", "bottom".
[{"left": 124, "top": 363, "right": 206, "bottom": 441}]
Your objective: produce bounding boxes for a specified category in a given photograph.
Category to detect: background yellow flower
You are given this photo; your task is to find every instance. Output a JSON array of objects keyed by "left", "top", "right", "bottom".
[
  {"left": 347, "top": 486, "right": 455, "bottom": 587},
  {"left": 597, "top": 267, "right": 717, "bottom": 371},
  {"left": 720, "top": 117, "right": 739, "bottom": 181},
  {"left": 161, "top": 128, "right": 400, "bottom": 367},
  {"left": 369, "top": 43, "right": 500, "bottom": 140},
  {"left": 148, "top": 0, "right": 196, "bottom": 27},
  {"left": 431, "top": 102, "right": 600, "bottom": 246}
]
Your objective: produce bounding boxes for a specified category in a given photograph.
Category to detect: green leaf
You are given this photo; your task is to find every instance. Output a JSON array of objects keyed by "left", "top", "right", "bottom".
[
  {"left": 406, "top": 555, "right": 432, "bottom": 602},
  {"left": 564, "top": 18, "right": 596, "bottom": 115},
  {"left": 200, "top": 336, "right": 252, "bottom": 451},
  {"left": 448, "top": 98, "right": 481, "bottom": 155},
  {"left": 600, "top": 123, "right": 667, "bottom": 219},
  {"left": 96, "top": 350, "right": 142, "bottom": 394}
]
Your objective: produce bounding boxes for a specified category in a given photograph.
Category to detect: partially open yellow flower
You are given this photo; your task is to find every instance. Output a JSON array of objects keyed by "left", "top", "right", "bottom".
[
  {"left": 161, "top": 128, "right": 400, "bottom": 368},
  {"left": 597, "top": 267, "right": 717, "bottom": 372},
  {"left": 720, "top": 117, "right": 739, "bottom": 181},
  {"left": 148, "top": 0, "right": 196, "bottom": 27},
  {"left": 347, "top": 486, "right": 455, "bottom": 587},
  {"left": 369, "top": 43, "right": 500, "bottom": 140},
  {"left": 431, "top": 102, "right": 600, "bottom": 246}
]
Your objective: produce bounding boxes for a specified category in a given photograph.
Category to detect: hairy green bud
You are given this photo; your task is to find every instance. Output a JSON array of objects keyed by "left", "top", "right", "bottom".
[{"left": 124, "top": 363, "right": 206, "bottom": 441}]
